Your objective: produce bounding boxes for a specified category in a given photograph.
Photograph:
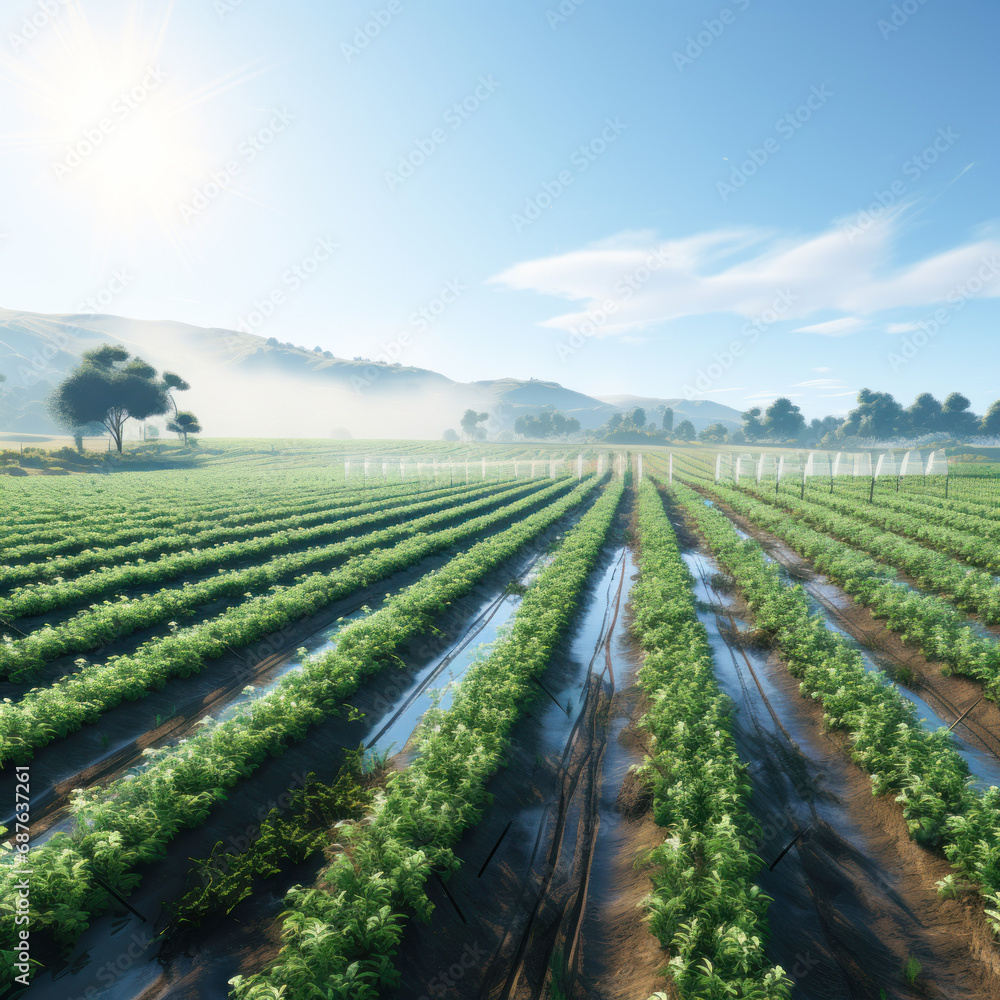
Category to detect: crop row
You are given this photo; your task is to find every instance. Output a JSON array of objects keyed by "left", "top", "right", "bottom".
[
  {"left": 0, "top": 479, "right": 526, "bottom": 628},
  {"left": 742, "top": 483, "right": 1000, "bottom": 624},
  {"left": 0, "top": 477, "right": 578, "bottom": 763},
  {"left": 230, "top": 473, "right": 625, "bottom": 1000},
  {"left": 811, "top": 477, "right": 1000, "bottom": 527},
  {"left": 0, "top": 479, "right": 548, "bottom": 677},
  {"left": 0, "top": 478, "right": 442, "bottom": 564},
  {"left": 694, "top": 480, "right": 1000, "bottom": 701},
  {"left": 667, "top": 480, "right": 1000, "bottom": 933},
  {"left": 0, "top": 468, "right": 348, "bottom": 533},
  {"left": 0, "top": 480, "right": 494, "bottom": 592},
  {"left": 792, "top": 484, "right": 1000, "bottom": 569},
  {"left": 631, "top": 479, "right": 790, "bottom": 998},
  {"left": 0, "top": 473, "right": 605, "bottom": 981}
]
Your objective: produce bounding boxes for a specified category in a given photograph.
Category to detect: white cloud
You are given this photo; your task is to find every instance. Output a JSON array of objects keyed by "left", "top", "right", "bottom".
[
  {"left": 490, "top": 216, "right": 1000, "bottom": 337},
  {"left": 793, "top": 317, "right": 867, "bottom": 336},
  {"left": 811, "top": 366, "right": 833, "bottom": 372},
  {"left": 886, "top": 321, "right": 921, "bottom": 333}
]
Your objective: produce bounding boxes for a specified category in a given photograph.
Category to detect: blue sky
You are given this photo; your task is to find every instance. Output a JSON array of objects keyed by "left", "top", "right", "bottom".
[{"left": 0, "top": 0, "right": 997, "bottom": 418}]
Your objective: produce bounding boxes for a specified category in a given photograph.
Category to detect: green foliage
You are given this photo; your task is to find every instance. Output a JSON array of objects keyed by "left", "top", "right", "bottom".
[
  {"left": 667, "top": 478, "right": 1000, "bottom": 939},
  {"left": 0, "top": 473, "right": 602, "bottom": 980},
  {"left": 168, "top": 751, "right": 374, "bottom": 930},
  {"left": 230, "top": 472, "right": 624, "bottom": 999},
  {"left": 630, "top": 479, "right": 790, "bottom": 998}
]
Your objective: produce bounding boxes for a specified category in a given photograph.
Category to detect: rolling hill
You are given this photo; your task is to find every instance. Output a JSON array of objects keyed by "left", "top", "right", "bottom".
[{"left": 0, "top": 308, "right": 743, "bottom": 439}]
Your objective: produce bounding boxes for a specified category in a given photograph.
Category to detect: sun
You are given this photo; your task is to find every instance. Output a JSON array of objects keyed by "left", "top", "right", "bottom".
[{"left": 0, "top": 1, "right": 266, "bottom": 259}]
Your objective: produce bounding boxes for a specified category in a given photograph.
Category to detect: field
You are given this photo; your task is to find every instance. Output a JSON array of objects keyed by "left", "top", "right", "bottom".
[{"left": 4, "top": 441, "right": 1000, "bottom": 999}]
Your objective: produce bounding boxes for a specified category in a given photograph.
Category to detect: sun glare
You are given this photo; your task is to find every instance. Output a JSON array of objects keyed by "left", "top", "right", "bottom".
[{"left": 0, "top": 0, "right": 263, "bottom": 258}]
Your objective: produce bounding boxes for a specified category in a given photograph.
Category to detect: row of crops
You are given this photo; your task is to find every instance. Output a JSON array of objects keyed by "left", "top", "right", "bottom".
[{"left": 7, "top": 448, "right": 1000, "bottom": 998}]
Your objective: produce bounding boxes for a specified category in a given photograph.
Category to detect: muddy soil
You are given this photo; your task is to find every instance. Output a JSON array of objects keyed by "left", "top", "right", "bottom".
[
  {"left": 665, "top": 487, "right": 1000, "bottom": 999},
  {"left": 693, "top": 485, "right": 1000, "bottom": 778}
]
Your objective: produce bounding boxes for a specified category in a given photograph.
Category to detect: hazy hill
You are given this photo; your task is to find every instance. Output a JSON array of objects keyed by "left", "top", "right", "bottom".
[
  {"left": 0, "top": 308, "right": 741, "bottom": 439},
  {"left": 597, "top": 395, "right": 744, "bottom": 431}
]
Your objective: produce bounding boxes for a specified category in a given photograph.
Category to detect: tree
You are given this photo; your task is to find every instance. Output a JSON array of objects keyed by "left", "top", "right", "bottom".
[
  {"left": 906, "top": 393, "right": 942, "bottom": 436},
  {"left": 675, "top": 419, "right": 696, "bottom": 441},
  {"left": 628, "top": 406, "right": 646, "bottom": 430},
  {"left": 741, "top": 407, "right": 765, "bottom": 442},
  {"left": 515, "top": 410, "right": 581, "bottom": 439},
  {"left": 941, "top": 392, "right": 979, "bottom": 439},
  {"left": 460, "top": 408, "right": 489, "bottom": 440},
  {"left": 442, "top": 428, "right": 459, "bottom": 441},
  {"left": 662, "top": 406, "right": 674, "bottom": 433},
  {"left": 699, "top": 422, "right": 729, "bottom": 443},
  {"left": 981, "top": 400, "right": 1000, "bottom": 438},
  {"left": 762, "top": 397, "right": 805, "bottom": 440},
  {"left": 841, "top": 389, "right": 906, "bottom": 441},
  {"left": 47, "top": 345, "right": 188, "bottom": 453},
  {"left": 167, "top": 411, "right": 202, "bottom": 446},
  {"left": 162, "top": 372, "right": 190, "bottom": 416}
]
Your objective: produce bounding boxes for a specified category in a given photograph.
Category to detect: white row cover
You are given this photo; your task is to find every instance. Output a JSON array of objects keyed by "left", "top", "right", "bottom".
[{"left": 724, "top": 449, "right": 948, "bottom": 482}]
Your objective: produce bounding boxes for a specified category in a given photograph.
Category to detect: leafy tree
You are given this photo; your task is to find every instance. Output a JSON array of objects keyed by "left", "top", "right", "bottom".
[
  {"left": 662, "top": 406, "right": 674, "bottom": 433},
  {"left": 981, "top": 400, "right": 1000, "bottom": 437},
  {"left": 167, "top": 411, "right": 202, "bottom": 446},
  {"left": 675, "top": 419, "right": 696, "bottom": 441},
  {"left": 48, "top": 345, "right": 189, "bottom": 453},
  {"left": 628, "top": 406, "right": 646, "bottom": 430},
  {"left": 762, "top": 397, "right": 805, "bottom": 440},
  {"left": 606, "top": 412, "right": 624, "bottom": 432},
  {"left": 906, "top": 392, "right": 942, "bottom": 436},
  {"left": 941, "top": 392, "right": 979, "bottom": 439},
  {"left": 163, "top": 372, "right": 190, "bottom": 416},
  {"left": 514, "top": 410, "right": 581, "bottom": 439},
  {"left": 460, "top": 408, "right": 489, "bottom": 440},
  {"left": 741, "top": 407, "right": 765, "bottom": 442},
  {"left": 807, "top": 416, "right": 842, "bottom": 443},
  {"left": 699, "top": 422, "right": 729, "bottom": 443},
  {"left": 841, "top": 389, "right": 906, "bottom": 441},
  {"left": 442, "top": 428, "right": 459, "bottom": 441}
]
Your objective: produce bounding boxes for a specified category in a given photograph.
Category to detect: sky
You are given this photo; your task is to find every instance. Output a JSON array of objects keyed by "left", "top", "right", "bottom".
[{"left": 0, "top": 0, "right": 997, "bottom": 419}]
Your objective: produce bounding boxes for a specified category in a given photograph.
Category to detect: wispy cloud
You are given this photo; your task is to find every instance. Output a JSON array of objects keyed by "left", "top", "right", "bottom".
[
  {"left": 490, "top": 215, "right": 1000, "bottom": 336},
  {"left": 793, "top": 378, "right": 844, "bottom": 387},
  {"left": 793, "top": 317, "right": 867, "bottom": 336}
]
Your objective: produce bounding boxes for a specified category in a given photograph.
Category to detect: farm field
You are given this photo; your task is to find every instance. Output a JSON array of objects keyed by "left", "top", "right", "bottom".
[{"left": 5, "top": 443, "right": 1000, "bottom": 1000}]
